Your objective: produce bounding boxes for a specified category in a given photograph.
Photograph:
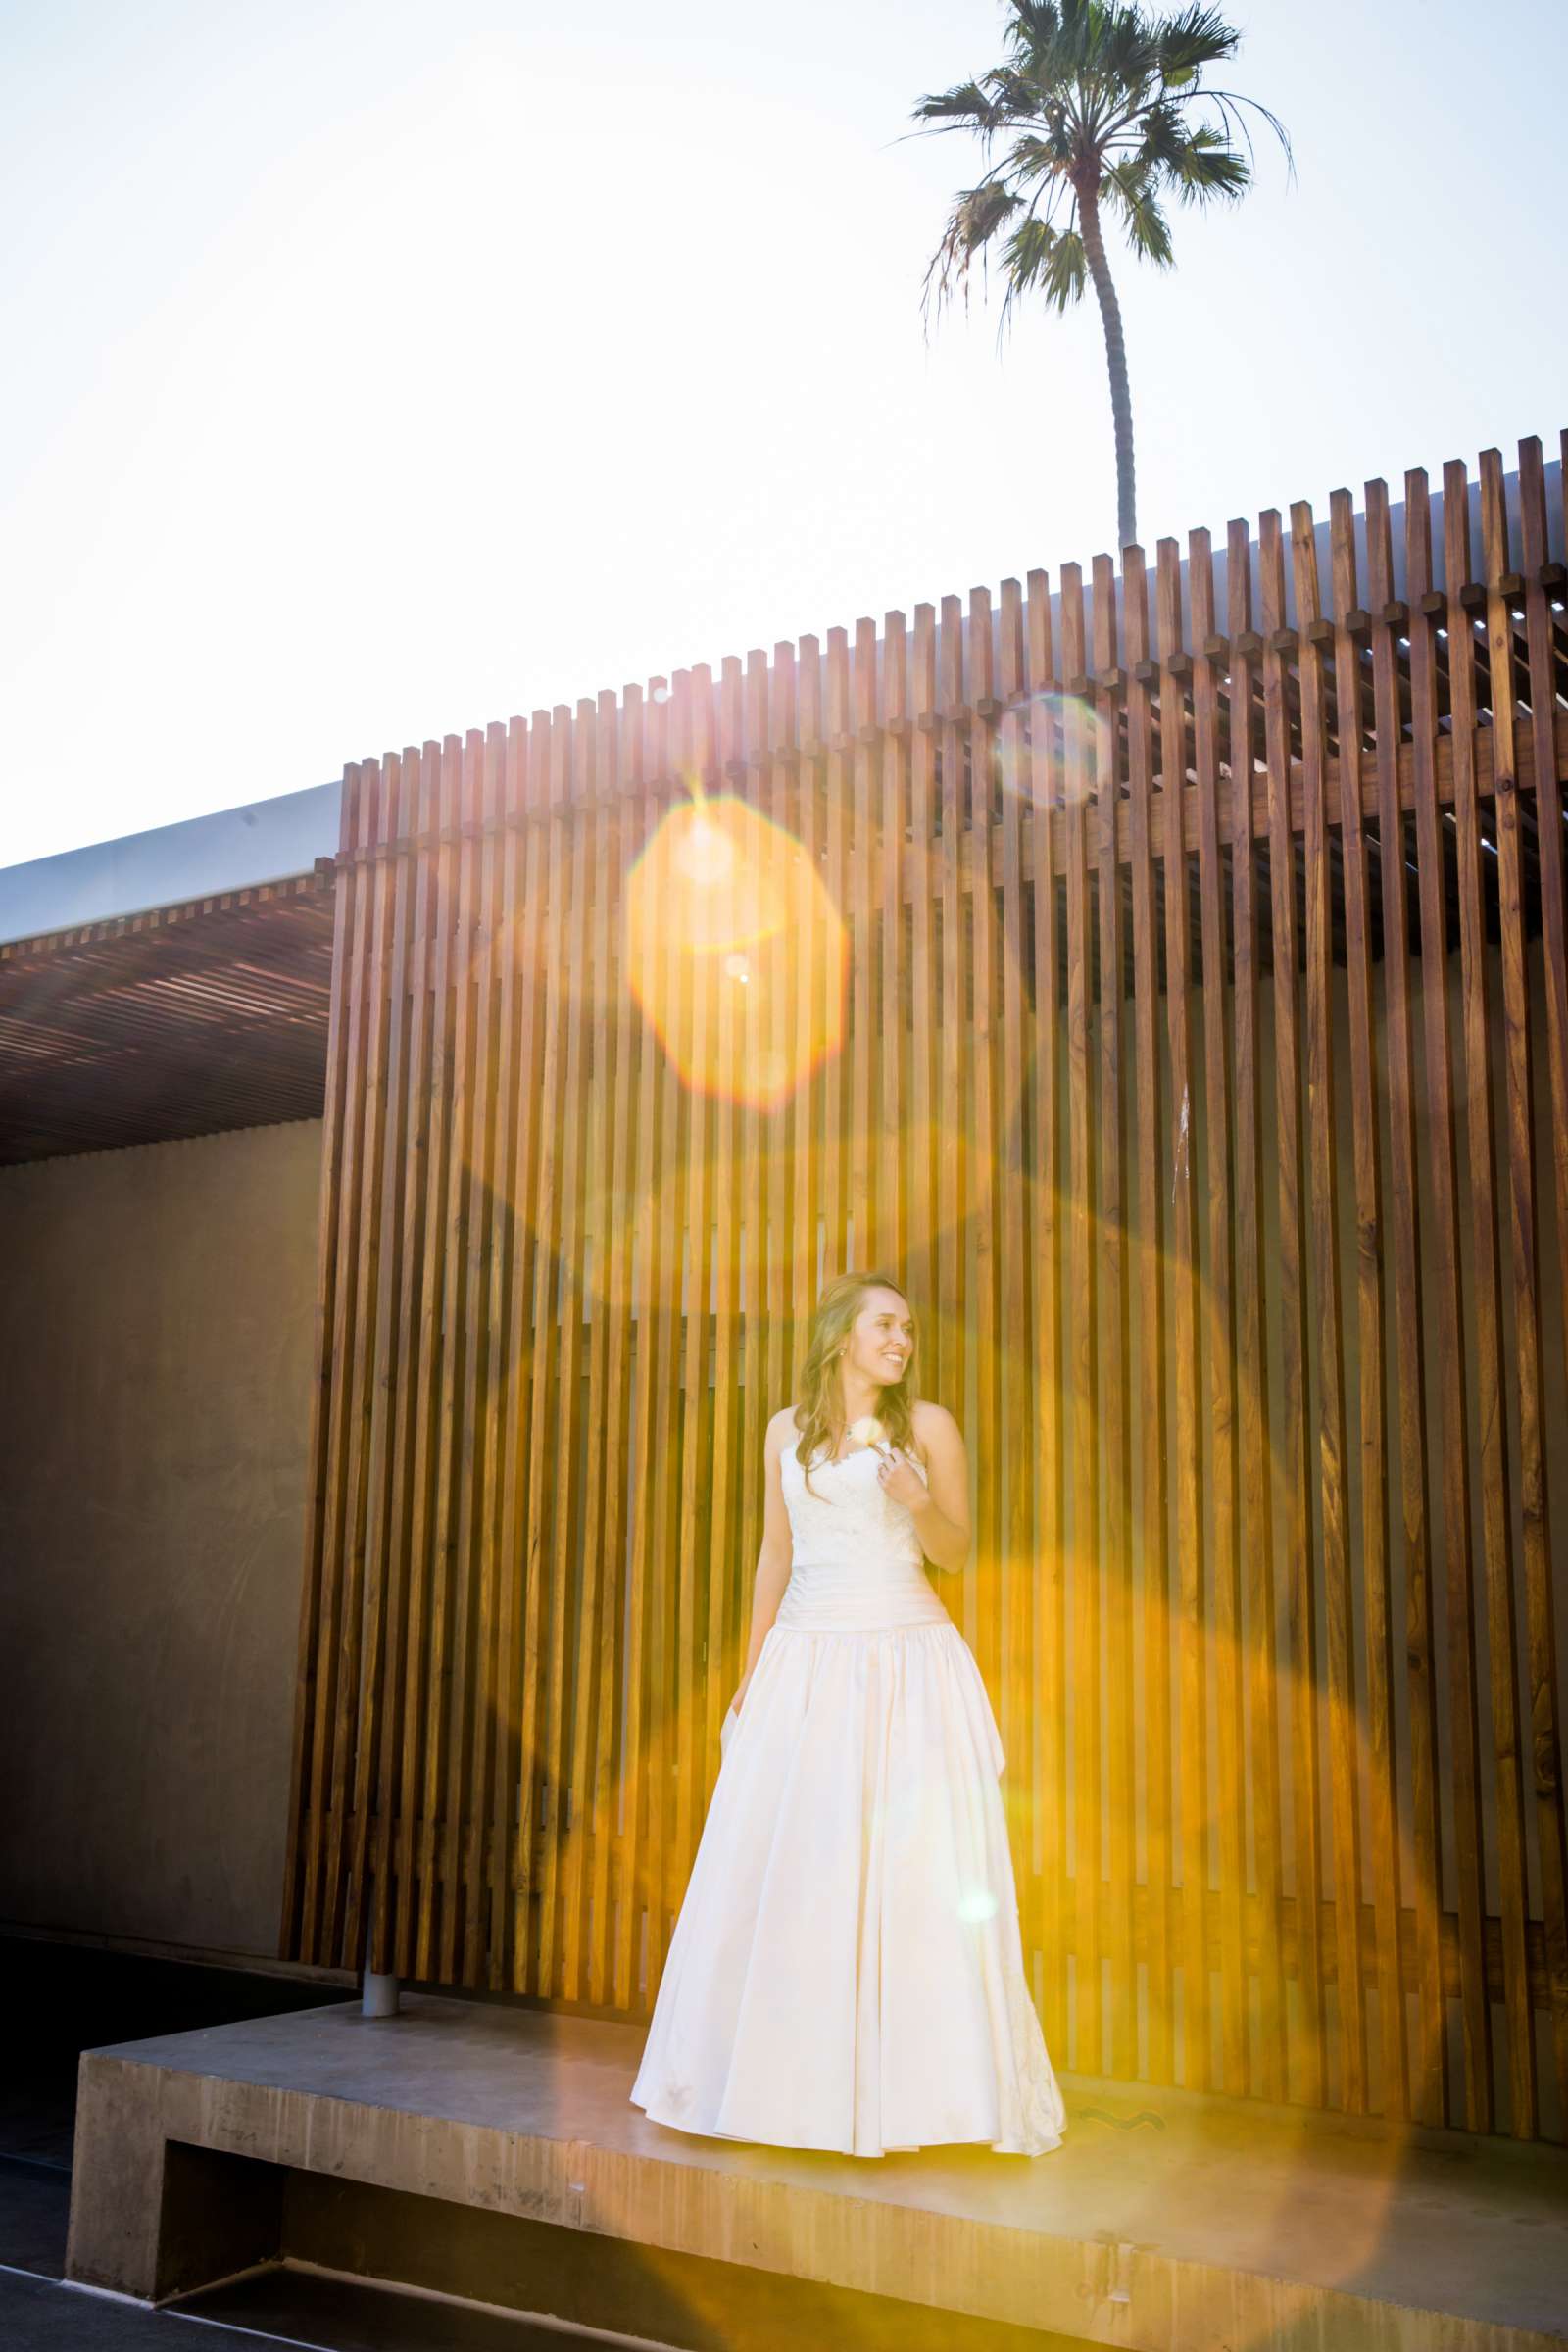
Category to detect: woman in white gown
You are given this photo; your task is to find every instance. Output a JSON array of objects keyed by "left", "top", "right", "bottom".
[{"left": 629, "top": 1270, "right": 1067, "bottom": 2159}]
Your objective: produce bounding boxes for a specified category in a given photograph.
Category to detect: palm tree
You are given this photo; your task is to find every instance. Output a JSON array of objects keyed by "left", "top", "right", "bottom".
[{"left": 910, "top": 1, "right": 1292, "bottom": 554}]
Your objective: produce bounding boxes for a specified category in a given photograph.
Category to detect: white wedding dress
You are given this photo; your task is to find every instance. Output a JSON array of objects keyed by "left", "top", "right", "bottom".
[{"left": 628, "top": 1434, "right": 1067, "bottom": 2157}]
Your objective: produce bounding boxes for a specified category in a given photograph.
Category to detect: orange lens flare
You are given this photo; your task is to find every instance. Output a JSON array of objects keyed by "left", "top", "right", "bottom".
[{"left": 626, "top": 785, "right": 846, "bottom": 1109}]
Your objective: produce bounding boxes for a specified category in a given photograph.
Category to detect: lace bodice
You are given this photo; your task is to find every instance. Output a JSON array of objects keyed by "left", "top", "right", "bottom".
[
  {"left": 783, "top": 1436, "right": 928, "bottom": 1564},
  {"left": 775, "top": 1437, "right": 950, "bottom": 1631}
]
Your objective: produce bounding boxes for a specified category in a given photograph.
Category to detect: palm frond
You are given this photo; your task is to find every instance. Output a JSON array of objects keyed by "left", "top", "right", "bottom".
[
  {"left": 1007, "top": 129, "right": 1079, "bottom": 185},
  {"left": 1200, "top": 85, "right": 1297, "bottom": 188},
  {"left": 1099, "top": 5, "right": 1165, "bottom": 101},
  {"left": 981, "top": 63, "right": 1058, "bottom": 129},
  {"left": 1156, "top": 3, "right": 1241, "bottom": 82},
  {"left": 1002, "top": 1, "right": 1068, "bottom": 69},
  {"left": 918, "top": 180, "right": 1027, "bottom": 335},
  {"left": 1102, "top": 158, "right": 1175, "bottom": 262},
  {"left": 1167, "top": 122, "right": 1250, "bottom": 204},
  {"left": 1000, "top": 216, "right": 1088, "bottom": 323},
  {"left": 1137, "top": 94, "right": 1189, "bottom": 166},
  {"left": 909, "top": 77, "right": 1011, "bottom": 138}
]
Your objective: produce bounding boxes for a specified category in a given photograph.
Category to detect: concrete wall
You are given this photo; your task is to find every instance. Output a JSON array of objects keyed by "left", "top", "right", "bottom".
[{"left": 0, "top": 1119, "right": 321, "bottom": 1959}]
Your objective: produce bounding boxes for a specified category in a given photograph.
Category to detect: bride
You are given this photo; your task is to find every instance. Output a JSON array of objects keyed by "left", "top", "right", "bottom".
[{"left": 628, "top": 1269, "right": 1067, "bottom": 2159}]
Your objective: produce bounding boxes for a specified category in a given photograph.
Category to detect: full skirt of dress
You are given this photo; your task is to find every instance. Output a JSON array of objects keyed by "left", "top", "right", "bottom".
[{"left": 627, "top": 1612, "right": 1067, "bottom": 2158}]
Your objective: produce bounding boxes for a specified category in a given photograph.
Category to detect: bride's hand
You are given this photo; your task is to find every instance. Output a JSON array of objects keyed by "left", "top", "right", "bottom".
[
  {"left": 875, "top": 1443, "right": 925, "bottom": 1511},
  {"left": 730, "top": 1667, "right": 755, "bottom": 1720}
]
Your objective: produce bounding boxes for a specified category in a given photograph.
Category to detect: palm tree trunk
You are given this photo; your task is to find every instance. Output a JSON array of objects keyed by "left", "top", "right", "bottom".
[{"left": 1077, "top": 181, "right": 1137, "bottom": 554}]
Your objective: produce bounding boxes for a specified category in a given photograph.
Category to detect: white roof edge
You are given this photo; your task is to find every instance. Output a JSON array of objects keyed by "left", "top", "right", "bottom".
[{"left": 0, "top": 780, "right": 343, "bottom": 946}]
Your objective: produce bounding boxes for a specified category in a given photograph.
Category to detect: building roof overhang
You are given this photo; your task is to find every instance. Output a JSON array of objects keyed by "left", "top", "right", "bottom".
[{"left": 0, "top": 870, "right": 335, "bottom": 1165}]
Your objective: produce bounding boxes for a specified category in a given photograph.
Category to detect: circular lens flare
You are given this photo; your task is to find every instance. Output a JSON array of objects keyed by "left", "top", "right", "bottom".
[
  {"left": 626, "top": 780, "right": 847, "bottom": 1109},
  {"left": 996, "top": 688, "right": 1113, "bottom": 811}
]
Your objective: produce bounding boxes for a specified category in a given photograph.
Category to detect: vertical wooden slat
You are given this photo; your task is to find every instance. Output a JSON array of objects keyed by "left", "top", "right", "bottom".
[
  {"left": 320, "top": 760, "right": 387, "bottom": 1964},
  {"left": 1259, "top": 512, "right": 1322, "bottom": 2107},
  {"left": 473, "top": 714, "right": 517, "bottom": 1990},
  {"left": 453, "top": 726, "right": 506, "bottom": 1984},
  {"left": 514, "top": 710, "right": 567, "bottom": 1994},
  {"left": 1290, "top": 501, "right": 1364, "bottom": 2110},
  {"left": 706, "top": 662, "right": 744, "bottom": 1790},
  {"left": 968, "top": 585, "right": 1003, "bottom": 1695},
  {"left": 446, "top": 719, "right": 503, "bottom": 1984},
  {"left": 737, "top": 653, "right": 769, "bottom": 1647},
  {"left": 614, "top": 689, "right": 657, "bottom": 2012},
  {"left": 1514, "top": 437, "right": 1568, "bottom": 2125},
  {"left": 341, "top": 749, "right": 409, "bottom": 1975},
  {"left": 434, "top": 731, "right": 486, "bottom": 1984},
  {"left": 1158, "top": 538, "right": 1207, "bottom": 2092},
  {"left": 1365, "top": 482, "right": 1445, "bottom": 2125},
  {"left": 1123, "top": 542, "right": 1173, "bottom": 2084},
  {"left": 368, "top": 745, "right": 436, "bottom": 1978},
  {"left": 646, "top": 679, "right": 686, "bottom": 1990},
  {"left": 1026, "top": 568, "right": 1067, "bottom": 2054},
  {"left": 352, "top": 750, "right": 420, "bottom": 1976},
  {"left": 1482, "top": 450, "right": 1565, "bottom": 2132},
  {"left": 936, "top": 598, "right": 966, "bottom": 1458},
  {"left": 328, "top": 750, "right": 396, "bottom": 1971},
  {"left": 326, "top": 755, "right": 394, "bottom": 1967},
  {"left": 764, "top": 642, "right": 795, "bottom": 1423},
  {"left": 851, "top": 617, "right": 877, "bottom": 1271},
  {"left": 673, "top": 672, "right": 717, "bottom": 1914},
  {"left": 560, "top": 697, "right": 614, "bottom": 2000},
  {"left": 1190, "top": 528, "right": 1247, "bottom": 2094},
  {"left": 997, "top": 578, "right": 1033, "bottom": 1908},
  {"left": 1060, "top": 561, "right": 1101, "bottom": 2074},
  {"left": 492, "top": 714, "right": 549, "bottom": 1992},
  {"left": 822, "top": 629, "right": 852, "bottom": 1289},
  {"left": 765, "top": 632, "right": 799, "bottom": 1383},
  {"left": 591, "top": 695, "right": 647, "bottom": 2003},
  {"left": 1227, "top": 522, "right": 1286, "bottom": 2102},
  {"left": 715, "top": 652, "right": 746, "bottom": 1752},
  {"left": 1091, "top": 554, "right": 1134, "bottom": 2081},
  {"left": 791, "top": 636, "right": 825, "bottom": 1343},
  {"left": 281, "top": 757, "right": 364, "bottom": 1962},
  {"left": 413, "top": 737, "right": 463, "bottom": 1983},
  {"left": 880, "top": 612, "right": 908, "bottom": 1274},
  {"left": 534, "top": 701, "right": 590, "bottom": 1994},
  {"left": 468, "top": 719, "right": 518, "bottom": 1994},
  {"left": 908, "top": 606, "right": 939, "bottom": 1359},
  {"left": 1328, "top": 491, "right": 1405, "bottom": 2122},
  {"left": 399, "top": 743, "right": 453, "bottom": 1977},
  {"left": 1405, "top": 474, "right": 1495, "bottom": 2121}
]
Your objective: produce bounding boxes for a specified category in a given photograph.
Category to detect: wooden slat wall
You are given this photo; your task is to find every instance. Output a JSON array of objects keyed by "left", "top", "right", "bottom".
[{"left": 281, "top": 430, "right": 1568, "bottom": 2144}]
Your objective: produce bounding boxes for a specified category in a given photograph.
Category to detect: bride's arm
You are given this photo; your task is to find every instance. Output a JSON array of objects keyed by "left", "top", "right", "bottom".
[
  {"left": 738, "top": 1416, "right": 794, "bottom": 1683},
  {"left": 906, "top": 1405, "right": 971, "bottom": 1574}
]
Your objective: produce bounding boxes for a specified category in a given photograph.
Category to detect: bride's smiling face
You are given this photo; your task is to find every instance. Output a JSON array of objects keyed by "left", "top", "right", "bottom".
[{"left": 843, "top": 1288, "right": 915, "bottom": 1389}]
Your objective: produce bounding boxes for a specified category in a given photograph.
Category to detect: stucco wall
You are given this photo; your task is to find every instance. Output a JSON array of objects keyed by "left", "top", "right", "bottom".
[{"left": 0, "top": 1119, "right": 321, "bottom": 1958}]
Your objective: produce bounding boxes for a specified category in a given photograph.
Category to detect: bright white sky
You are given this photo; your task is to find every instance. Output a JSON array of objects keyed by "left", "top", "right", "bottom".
[{"left": 4, "top": 0, "right": 1565, "bottom": 866}]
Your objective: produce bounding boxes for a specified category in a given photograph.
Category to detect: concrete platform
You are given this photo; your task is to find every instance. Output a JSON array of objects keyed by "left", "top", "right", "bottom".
[{"left": 67, "top": 1992, "right": 1568, "bottom": 2350}]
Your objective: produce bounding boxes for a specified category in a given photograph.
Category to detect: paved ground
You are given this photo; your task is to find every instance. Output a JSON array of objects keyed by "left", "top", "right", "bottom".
[
  {"left": 0, "top": 2253, "right": 682, "bottom": 2350},
  {"left": 0, "top": 1937, "right": 668, "bottom": 2351}
]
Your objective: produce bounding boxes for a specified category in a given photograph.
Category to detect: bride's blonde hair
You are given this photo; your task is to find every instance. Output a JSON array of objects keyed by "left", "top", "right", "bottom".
[{"left": 792, "top": 1269, "right": 922, "bottom": 1500}]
